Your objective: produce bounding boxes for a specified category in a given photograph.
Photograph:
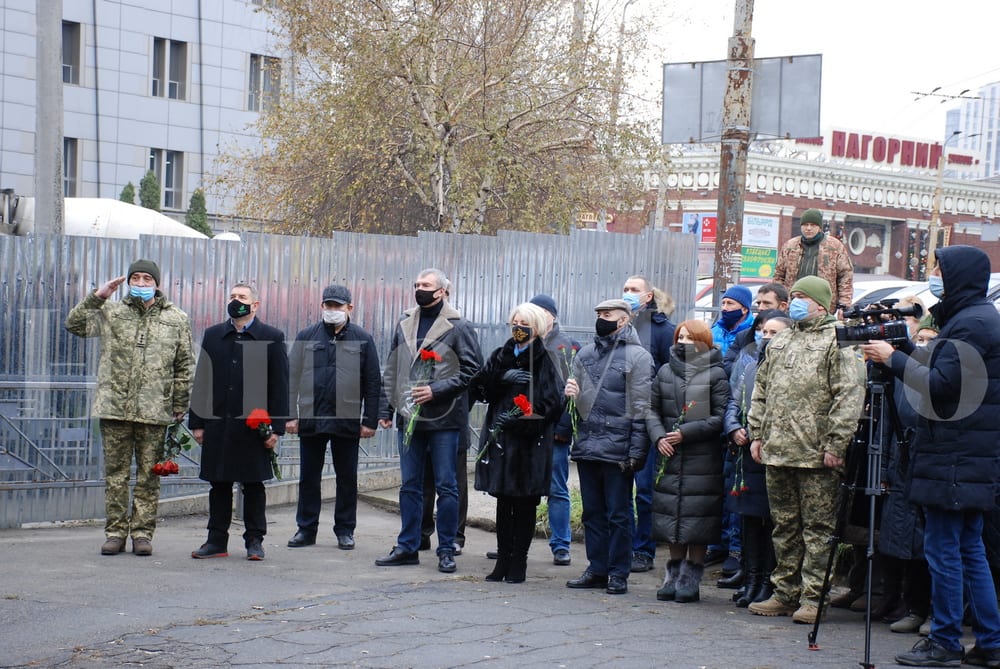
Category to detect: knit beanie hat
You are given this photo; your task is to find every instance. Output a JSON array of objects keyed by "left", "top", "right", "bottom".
[
  {"left": 721, "top": 285, "right": 753, "bottom": 311},
  {"left": 790, "top": 275, "right": 833, "bottom": 311},
  {"left": 127, "top": 259, "right": 161, "bottom": 286},
  {"left": 800, "top": 209, "right": 824, "bottom": 226}
]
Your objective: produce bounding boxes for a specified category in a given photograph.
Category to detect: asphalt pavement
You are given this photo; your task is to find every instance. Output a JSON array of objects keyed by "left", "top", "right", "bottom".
[{"left": 0, "top": 470, "right": 947, "bottom": 669}]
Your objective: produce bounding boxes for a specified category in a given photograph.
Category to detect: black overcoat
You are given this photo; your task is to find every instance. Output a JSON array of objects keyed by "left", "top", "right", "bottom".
[
  {"left": 189, "top": 318, "right": 289, "bottom": 482},
  {"left": 471, "top": 338, "right": 564, "bottom": 498}
]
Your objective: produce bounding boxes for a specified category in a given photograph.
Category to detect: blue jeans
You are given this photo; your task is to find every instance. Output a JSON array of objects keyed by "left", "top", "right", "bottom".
[
  {"left": 548, "top": 440, "right": 571, "bottom": 553},
  {"left": 630, "top": 448, "right": 657, "bottom": 559},
  {"left": 397, "top": 430, "right": 459, "bottom": 556},
  {"left": 577, "top": 459, "right": 633, "bottom": 579},
  {"left": 923, "top": 507, "right": 1000, "bottom": 652}
]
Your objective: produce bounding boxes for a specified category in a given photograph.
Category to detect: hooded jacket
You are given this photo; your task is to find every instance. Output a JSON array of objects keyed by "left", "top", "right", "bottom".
[{"left": 886, "top": 245, "right": 1000, "bottom": 511}]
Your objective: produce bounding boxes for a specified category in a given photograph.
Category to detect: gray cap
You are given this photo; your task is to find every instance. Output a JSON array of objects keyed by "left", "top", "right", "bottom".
[
  {"left": 594, "top": 298, "right": 631, "bottom": 314},
  {"left": 322, "top": 285, "right": 352, "bottom": 304}
]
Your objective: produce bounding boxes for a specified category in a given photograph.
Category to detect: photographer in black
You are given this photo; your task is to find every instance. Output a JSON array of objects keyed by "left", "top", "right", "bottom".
[{"left": 862, "top": 246, "right": 1000, "bottom": 668}]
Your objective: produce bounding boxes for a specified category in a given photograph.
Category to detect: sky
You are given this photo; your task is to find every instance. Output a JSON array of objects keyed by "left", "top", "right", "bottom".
[{"left": 637, "top": 0, "right": 1000, "bottom": 143}]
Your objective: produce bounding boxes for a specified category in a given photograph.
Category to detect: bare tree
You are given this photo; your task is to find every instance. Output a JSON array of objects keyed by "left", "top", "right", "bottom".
[{"left": 217, "top": 0, "right": 658, "bottom": 235}]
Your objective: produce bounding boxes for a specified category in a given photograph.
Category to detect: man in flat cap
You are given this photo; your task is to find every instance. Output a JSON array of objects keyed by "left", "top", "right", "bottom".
[
  {"left": 286, "top": 284, "right": 382, "bottom": 550},
  {"left": 65, "top": 259, "right": 194, "bottom": 557},
  {"left": 773, "top": 209, "right": 854, "bottom": 313},
  {"left": 563, "top": 299, "right": 653, "bottom": 595}
]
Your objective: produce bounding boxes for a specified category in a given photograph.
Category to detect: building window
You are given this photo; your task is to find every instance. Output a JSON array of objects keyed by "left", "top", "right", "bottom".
[
  {"left": 62, "top": 21, "right": 81, "bottom": 84},
  {"left": 248, "top": 54, "right": 280, "bottom": 112},
  {"left": 149, "top": 148, "right": 184, "bottom": 209},
  {"left": 64, "top": 138, "right": 78, "bottom": 196},
  {"left": 152, "top": 38, "right": 187, "bottom": 100}
]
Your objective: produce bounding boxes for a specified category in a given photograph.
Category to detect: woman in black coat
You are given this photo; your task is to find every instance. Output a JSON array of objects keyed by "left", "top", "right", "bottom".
[
  {"left": 471, "top": 302, "right": 564, "bottom": 583},
  {"left": 722, "top": 312, "right": 790, "bottom": 607},
  {"left": 646, "top": 319, "right": 729, "bottom": 603}
]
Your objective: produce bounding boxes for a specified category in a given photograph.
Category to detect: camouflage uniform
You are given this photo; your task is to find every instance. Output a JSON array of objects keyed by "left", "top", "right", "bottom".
[
  {"left": 772, "top": 235, "right": 854, "bottom": 311},
  {"left": 747, "top": 314, "right": 865, "bottom": 607},
  {"left": 66, "top": 291, "right": 194, "bottom": 541}
]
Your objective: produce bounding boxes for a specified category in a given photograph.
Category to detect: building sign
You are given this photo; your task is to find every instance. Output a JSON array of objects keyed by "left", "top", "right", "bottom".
[
  {"left": 683, "top": 212, "right": 717, "bottom": 243},
  {"left": 797, "top": 129, "right": 982, "bottom": 174},
  {"left": 741, "top": 214, "right": 779, "bottom": 278}
]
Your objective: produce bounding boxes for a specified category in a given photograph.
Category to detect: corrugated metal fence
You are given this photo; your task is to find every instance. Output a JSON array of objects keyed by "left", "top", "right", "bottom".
[{"left": 0, "top": 227, "right": 697, "bottom": 527}]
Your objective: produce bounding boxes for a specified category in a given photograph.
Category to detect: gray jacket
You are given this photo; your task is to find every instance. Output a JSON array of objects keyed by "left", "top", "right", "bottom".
[{"left": 570, "top": 324, "right": 653, "bottom": 466}]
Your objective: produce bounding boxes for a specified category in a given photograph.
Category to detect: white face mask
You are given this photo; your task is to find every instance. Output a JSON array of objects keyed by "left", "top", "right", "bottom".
[{"left": 322, "top": 309, "right": 347, "bottom": 326}]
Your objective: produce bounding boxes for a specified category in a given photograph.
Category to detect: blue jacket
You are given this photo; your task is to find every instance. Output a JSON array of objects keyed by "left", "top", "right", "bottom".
[
  {"left": 887, "top": 245, "right": 1000, "bottom": 511},
  {"left": 711, "top": 312, "right": 753, "bottom": 357}
]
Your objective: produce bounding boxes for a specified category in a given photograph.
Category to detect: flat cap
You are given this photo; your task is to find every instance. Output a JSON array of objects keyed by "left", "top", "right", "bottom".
[
  {"left": 322, "top": 285, "right": 352, "bottom": 304},
  {"left": 594, "top": 298, "right": 631, "bottom": 313}
]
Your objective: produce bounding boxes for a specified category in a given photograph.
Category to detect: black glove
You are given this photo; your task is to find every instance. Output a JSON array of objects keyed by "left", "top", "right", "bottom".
[
  {"left": 491, "top": 412, "right": 514, "bottom": 433},
  {"left": 501, "top": 369, "right": 532, "bottom": 385},
  {"left": 618, "top": 457, "right": 642, "bottom": 474}
]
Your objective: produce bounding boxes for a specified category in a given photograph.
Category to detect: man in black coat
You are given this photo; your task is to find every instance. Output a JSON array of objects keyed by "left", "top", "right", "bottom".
[
  {"left": 189, "top": 283, "right": 289, "bottom": 561},
  {"left": 863, "top": 245, "right": 1000, "bottom": 667},
  {"left": 286, "top": 285, "right": 381, "bottom": 551}
]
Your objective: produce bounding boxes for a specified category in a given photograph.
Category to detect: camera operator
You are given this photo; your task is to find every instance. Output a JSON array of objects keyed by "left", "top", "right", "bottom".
[{"left": 861, "top": 246, "right": 1000, "bottom": 668}]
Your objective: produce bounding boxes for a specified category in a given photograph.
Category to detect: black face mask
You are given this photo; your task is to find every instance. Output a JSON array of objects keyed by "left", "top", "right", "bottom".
[
  {"left": 595, "top": 317, "right": 619, "bottom": 337},
  {"left": 228, "top": 299, "right": 252, "bottom": 319},
  {"left": 414, "top": 289, "right": 438, "bottom": 307},
  {"left": 511, "top": 325, "right": 532, "bottom": 344}
]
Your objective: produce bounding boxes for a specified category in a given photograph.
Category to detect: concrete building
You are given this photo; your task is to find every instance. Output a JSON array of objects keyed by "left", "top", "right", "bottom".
[
  {"left": 0, "top": 0, "right": 282, "bottom": 220},
  {"left": 946, "top": 82, "right": 1000, "bottom": 180}
]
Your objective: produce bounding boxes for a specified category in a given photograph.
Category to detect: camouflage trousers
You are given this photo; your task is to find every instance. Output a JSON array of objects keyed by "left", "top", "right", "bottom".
[
  {"left": 100, "top": 419, "right": 164, "bottom": 540},
  {"left": 765, "top": 465, "right": 840, "bottom": 607}
]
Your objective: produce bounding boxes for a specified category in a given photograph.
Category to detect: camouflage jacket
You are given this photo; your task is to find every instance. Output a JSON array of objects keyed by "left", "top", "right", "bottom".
[
  {"left": 772, "top": 234, "right": 854, "bottom": 311},
  {"left": 747, "top": 315, "right": 865, "bottom": 467},
  {"left": 65, "top": 291, "right": 195, "bottom": 425}
]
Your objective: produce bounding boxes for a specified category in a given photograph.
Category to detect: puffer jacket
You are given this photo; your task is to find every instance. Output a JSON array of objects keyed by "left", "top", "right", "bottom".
[
  {"left": 886, "top": 245, "right": 1000, "bottom": 511},
  {"left": 722, "top": 341, "right": 769, "bottom": 518},
  {"left": 570, "top": 324, "right": 652, "bottom": 466},
  {"left": 647, "top": 345, "right": 729, "bottom": 545},
  {"left": 65, "top": 290, "right": 194, "bottom": 425},
  {"left": 747, "top": 314, "right": 865, "bottom": 467}
]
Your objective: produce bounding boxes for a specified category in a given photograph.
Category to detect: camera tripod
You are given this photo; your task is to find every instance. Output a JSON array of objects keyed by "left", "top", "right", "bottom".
[{"left": 808, "top": 364, "right": 907, "bottom": 669}]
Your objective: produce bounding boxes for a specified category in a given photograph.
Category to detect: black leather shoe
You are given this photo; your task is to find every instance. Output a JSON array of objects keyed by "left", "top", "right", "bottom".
[
  {"left": 566, "top": 570, "right": 609, "bottom": 589},
  {"left": 337, "top": 534, "right": 355, "bottom": 550},
  {"left": 486, "top": 550, "right": 499, "bottom": 559},
  {"left": 375, "top": 546, "right": 419, "bottom": 566},
  {"left": 606, "top": 575, "right": 628, "bottom": 594},
  {"left": 630, "top": 553, "right": 654, "bottom": 573},
  {"left": 246, "top": 538, "right": 265, "bottom": 561},
  {"left": 717, "top": 569, "right": 745, "bottom": 589},
  {"left": 965, "top": 644, "right": 1000, "bottom": 668},
  {"left": 191, "top": 542, "right": 228, "bottom": 559},
  {"left": 287, "top": 530, "right": 316, "bottom": 548},
  {"left": 438, "top": 551, "right": 457, "bottom": 573}
]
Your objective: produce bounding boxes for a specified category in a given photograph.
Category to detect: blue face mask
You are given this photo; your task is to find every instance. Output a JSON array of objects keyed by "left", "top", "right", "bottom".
[
  {"left": 788, "top": 297, "right": 811, "bottom": 321},
  {"left": 622, "top": 293, "right": 642, "bottom": 312},
  {"left": 130, "top": 286, "right": 155, "bottom": 301},
  {"left": 928, "top": 275, "right": 945, "bottom": 298}
]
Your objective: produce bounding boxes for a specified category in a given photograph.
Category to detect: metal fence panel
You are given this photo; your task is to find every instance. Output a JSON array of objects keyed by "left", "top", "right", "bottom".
[{"left": 0, "top": 228, "right": 696, "bottom": 526}]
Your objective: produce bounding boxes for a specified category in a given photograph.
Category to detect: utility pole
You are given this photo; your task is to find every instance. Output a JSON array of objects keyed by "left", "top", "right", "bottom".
[
  {"left": 926, "top": 130, "right": 962, "bottom": 275},
  {"left": 35, "top": 0, "right": 65, "bottom": 234},
  {"left": 712, "top": 0, "right": 754, "bottom": 305}
]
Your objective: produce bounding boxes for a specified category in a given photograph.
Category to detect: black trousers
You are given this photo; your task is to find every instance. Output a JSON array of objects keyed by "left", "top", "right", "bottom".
[
  {"left": 295, "top": 433, "right": 359, "bottom": 537},
  {"left": 207, "top": 481, "right": 266, "bottom": 546}
]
